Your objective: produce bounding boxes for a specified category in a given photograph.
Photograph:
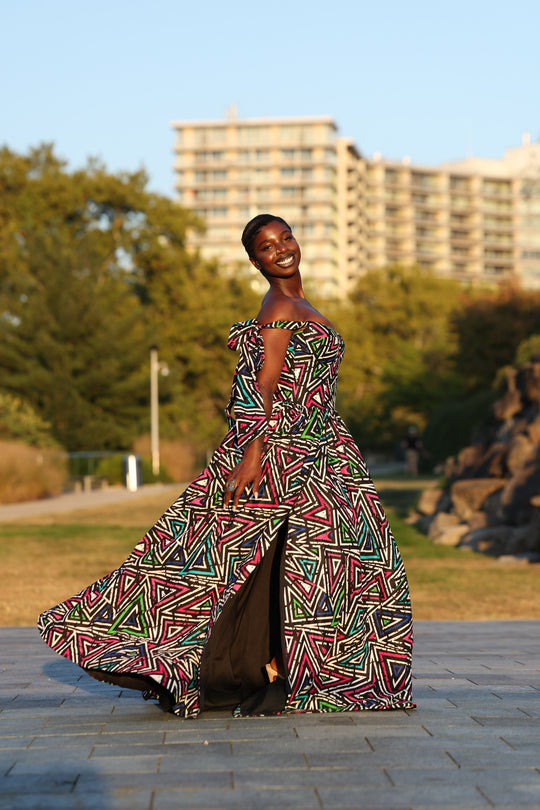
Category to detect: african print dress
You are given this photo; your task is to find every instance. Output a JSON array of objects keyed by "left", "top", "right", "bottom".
[{"left": 38, "top": 320, "right": 415, "bottom": 716}]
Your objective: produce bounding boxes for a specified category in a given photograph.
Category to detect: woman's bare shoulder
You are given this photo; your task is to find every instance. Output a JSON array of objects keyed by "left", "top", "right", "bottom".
[{"left": 256, "top": 297, "right": 300, "bottom": 326}]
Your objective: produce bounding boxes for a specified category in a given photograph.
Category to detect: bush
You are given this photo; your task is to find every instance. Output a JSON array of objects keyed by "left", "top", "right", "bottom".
[
  {"left": 0, "top": 392, "right": 58, "bottom": 447},
  {"left": 0, "top": 440, "right": 67, "bottom": 503},
  {"left": 132, "top": 435, "right": 200, "bottom": 482}
]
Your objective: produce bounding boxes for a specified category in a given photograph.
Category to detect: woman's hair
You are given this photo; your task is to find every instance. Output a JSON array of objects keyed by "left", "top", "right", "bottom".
[{"left": 241, "top": 214, "right": 292, "bottom": 258}]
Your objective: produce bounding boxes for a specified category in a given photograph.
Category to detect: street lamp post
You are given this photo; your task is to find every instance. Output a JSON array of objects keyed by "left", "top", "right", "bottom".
[
  {"left": 150, "top": 347, "right": 169, "bottom": 477},
  {"left": 150, "top": 347, "right": 160, "bottom": 477}
]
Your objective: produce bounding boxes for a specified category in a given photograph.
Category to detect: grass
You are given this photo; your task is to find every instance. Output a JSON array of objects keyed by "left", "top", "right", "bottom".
[{"left": 1, "top": 483, "right": 539, "bottom": 626}]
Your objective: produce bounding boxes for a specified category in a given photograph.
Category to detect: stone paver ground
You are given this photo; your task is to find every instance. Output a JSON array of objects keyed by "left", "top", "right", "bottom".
[{"left": 1, "top": 622, "right": 539, "bottom": 809}]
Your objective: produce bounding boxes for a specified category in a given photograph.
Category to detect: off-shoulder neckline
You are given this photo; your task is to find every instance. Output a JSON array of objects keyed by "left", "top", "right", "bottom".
[{"left": 235, "top": 318, "right": 340, "bottom": 335}]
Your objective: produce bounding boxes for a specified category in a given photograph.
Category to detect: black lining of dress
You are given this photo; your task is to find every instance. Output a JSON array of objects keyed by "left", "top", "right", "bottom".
[
  {"left": 199, "top": 520, "right": 288, "bottom": 712},
  {"left": 85, "top": 669, "right": 175, "bottom": 712}
]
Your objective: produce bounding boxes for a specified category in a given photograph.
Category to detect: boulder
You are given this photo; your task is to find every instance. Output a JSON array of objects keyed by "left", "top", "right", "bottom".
[
  {"left": 506, "top": 434, "right": 538, "bottom": 475},
  {"left": 427, "top": 511, "right": 460, "bottom": 540},
  {"left": 417, "top": 487, "right": 446, "bottom": 515},
  {"left": 450, "top": 478, "right": 506, "bottom": 521},
  {"left": 433, "top": 524, "right": 469, "bottom": 547},
  {"left": 473, "top": 442, "right": 507, "bottom": 478},
  {"left": 414, "top": 514, "right": 435, "bottom": 534},
  {"left": 493, "top": 388, "right": 522, "bottom": 422},
  {"left": 527, "top": 418, "right": 540, "bottom": 446},
  {"left": 459, "top": 525, "right": 513, "bottom": 555},
  {"left": 453, "top": 445, "right": 485, "bottom": 478},
  {"left": 483, "top": 488, "right": 503, "bottom": 526},
  {"left": 466, "top": 511, "right": 489, "bottom": 531},
  {"left": 500, "top": 463, "right": 540, "bottom": 524},
  {"left": 507, "top": 524, "right": 540, "bottom": 554},
  {"left": 519, "top": 362, "right": 540, "bottom": 404}
]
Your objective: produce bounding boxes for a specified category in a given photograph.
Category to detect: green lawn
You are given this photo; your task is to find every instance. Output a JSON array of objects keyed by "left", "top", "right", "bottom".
[{"left": 2, "top": 483, "right": 539, "bottom": 625}]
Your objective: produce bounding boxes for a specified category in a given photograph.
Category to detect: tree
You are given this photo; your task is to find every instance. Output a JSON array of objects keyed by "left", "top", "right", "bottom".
[
  {"left": 330, "top": 264, "right": 462, "bottom": 451},
  {"left": 0, "top": 146, "right": 186, "bottom": 449},
  {"left": 0, "top": 144, "right": 259, "bottom": 454},
  {"left": 451, "top": 284, "right": 540, "bottom": 391}
]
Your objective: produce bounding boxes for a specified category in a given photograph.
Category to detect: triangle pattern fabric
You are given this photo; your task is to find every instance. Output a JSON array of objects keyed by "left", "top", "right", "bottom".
[{"left": 38, "top": 320, "right": 414, "bottom": 717}]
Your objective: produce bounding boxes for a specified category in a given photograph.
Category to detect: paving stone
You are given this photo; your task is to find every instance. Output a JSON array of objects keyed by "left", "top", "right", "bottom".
[
  {"left": 76, "top": 770, "right": 233, "bottom": 792},
  {"left": 0, "top": 792, "right": 153, "bottom": 810},
  {"left": 152, "top": 787, "right": 320, "bottom": 809},
  {"left": 233, "top": 766, "right": 390, "bottom": 788},
  {"left": 303, "top": 749, "right": 455, "bottom": 769}
]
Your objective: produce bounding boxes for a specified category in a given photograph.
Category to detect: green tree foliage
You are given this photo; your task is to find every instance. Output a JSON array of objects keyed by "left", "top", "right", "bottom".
[
  {"left": 142, "top": 246, "right": 259, "bottom": 451},
  {"left": 0, "top": 146, "right": 157, "bottom": 449},
  {"left": 451, "top": 284, "right": 540, "bottom": 391},
  {"left": 514, "top": 334, "right": 540, "bottom": 366},
  {"left": 332, "top": 265, "right": 463, "bottom": 452},
  {"left": 0, "top": 392, "right": 58, "bottom": 447},
  {"left": 0, "top": 144, "right": 259, "bottom": 454}
]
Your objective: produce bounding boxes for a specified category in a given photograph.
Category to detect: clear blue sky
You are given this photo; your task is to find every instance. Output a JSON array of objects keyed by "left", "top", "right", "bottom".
[{"left": 2, "top": 0, "right": 539, "bottom": 197}]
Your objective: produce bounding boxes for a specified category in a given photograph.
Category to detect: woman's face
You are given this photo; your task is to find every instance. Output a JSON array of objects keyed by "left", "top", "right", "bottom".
[{"left": 250, "top": 220, "right": 301, "bottom": 279}]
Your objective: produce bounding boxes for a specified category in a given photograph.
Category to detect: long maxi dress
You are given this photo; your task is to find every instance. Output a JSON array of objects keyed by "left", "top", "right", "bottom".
[{"left": 38, "top": 320, "right": 415, "bottom": 717}]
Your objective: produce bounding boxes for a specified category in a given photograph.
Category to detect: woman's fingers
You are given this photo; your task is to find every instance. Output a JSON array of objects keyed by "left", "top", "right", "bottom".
[
  {"left": 223, "top": 473, "right": 261, "bottom": 510},
  {"left": 232, "top": 480, "right": 246, "bottom": 511},
  {"left": 223, "top": 475, "right": 236, "bottom": 508},
  {"left": 252, "top": 469, "right": 262, "bottom": 500}
]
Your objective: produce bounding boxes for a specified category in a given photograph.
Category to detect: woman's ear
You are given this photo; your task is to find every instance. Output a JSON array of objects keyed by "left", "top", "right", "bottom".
[{"left": 250, "top": 256, "right": 261, "bottom": 270}]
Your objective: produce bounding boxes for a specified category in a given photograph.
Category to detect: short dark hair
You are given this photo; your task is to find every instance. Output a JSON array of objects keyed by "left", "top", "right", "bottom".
[{"left": 241, "top": 214, "right": 292, "bottom": 258}]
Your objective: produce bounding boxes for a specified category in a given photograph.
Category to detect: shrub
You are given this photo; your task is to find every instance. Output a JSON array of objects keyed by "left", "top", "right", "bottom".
[
  {"left": 0, "top": 392, "right": 58, "bottom": 447},
  {"left": 132, "top": 435, "right": 200, "bottom": 482},
  {"left": 0, "top": 440, "right": 67, "bottom": 503}
]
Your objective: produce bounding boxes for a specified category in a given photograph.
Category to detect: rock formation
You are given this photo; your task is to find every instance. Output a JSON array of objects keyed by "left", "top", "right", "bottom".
[{"left": 416, "top": 355, "right": 540, "bottom": 561}]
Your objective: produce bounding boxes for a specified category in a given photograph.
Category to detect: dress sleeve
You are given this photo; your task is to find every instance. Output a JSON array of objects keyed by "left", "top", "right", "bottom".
[{"left": 226, "top": 321, "right": 268, "bottom": 449}]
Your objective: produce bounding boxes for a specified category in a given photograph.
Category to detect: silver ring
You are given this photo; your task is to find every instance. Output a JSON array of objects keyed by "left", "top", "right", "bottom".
[{"left": 227, "top": 479, "right": 237, "bottom": 492}]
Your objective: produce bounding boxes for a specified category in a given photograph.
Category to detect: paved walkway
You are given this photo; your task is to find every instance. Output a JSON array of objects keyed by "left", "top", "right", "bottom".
[
  {"left": 0, "top": 464, "right": 406, "bottom": 523},
  {"left": 1, "top": 622, "right": 539, "bottom": 809},
  {"left": 0, "top": 484, "right": 181, "bottom": 522}
]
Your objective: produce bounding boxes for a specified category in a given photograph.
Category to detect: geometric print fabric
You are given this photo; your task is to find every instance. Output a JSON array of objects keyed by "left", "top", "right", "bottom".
[{"left": 38, "top": 320, "right": 415, "bottom": 716}]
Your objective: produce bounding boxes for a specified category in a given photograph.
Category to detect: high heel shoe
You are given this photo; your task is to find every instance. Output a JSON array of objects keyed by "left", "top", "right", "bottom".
[{"left": 263, "top": 657, "right": 281, "bottom": 684}]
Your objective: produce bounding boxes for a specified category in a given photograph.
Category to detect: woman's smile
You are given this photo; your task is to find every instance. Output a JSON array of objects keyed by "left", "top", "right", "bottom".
[{"left": 251, "top": 220, "right": 301, "bottom": 277}]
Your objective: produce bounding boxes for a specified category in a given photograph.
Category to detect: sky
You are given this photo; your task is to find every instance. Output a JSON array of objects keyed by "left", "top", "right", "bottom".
[{"left": 2, "top": 0, "right": 539, "bottom": 197}]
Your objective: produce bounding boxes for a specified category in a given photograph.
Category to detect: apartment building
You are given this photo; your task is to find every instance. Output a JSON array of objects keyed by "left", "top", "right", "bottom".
[
  {"left": 172, "top": 115, "right": 540, "bottom": 296},
  {"left": 172, "top": 115, "right": 345, "bottom": 298},
  {"left": 365, "top": 134, "right": 540, "bottom": 289}
]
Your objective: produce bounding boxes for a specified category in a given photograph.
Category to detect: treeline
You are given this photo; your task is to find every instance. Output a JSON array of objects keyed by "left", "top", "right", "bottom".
[{"left": 1, "top": 144, "right": 540, "bottom": 472}]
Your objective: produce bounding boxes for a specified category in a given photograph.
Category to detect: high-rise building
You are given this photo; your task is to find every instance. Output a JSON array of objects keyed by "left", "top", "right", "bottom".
[
  {"left": 172, "top": 115, "right": 346, "bottom": 297},
  {"left": 364, "top": 134, "right": 540, "bottom": 289},
  {"left": 172, "top": 115, "right": 540, "bottom": 295}
]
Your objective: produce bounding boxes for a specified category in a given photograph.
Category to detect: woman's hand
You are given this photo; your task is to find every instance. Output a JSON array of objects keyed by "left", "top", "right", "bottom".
[{"left": 224, "top": 436, "right": 264, "bottom": 511}]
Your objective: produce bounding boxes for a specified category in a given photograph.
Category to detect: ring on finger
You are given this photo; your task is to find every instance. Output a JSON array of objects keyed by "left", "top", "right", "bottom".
[{"left": 227, "top": 479, "right": 237, "bottom": 492}]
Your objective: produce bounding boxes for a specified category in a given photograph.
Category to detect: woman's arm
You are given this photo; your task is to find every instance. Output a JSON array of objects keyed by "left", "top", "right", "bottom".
[{"left": 224, "top": 326, "right": 291, "bottom": 510}]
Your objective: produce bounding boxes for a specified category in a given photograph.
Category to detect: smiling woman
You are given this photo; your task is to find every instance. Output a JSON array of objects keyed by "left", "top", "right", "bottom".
[{"left": 38, "top": 213, "right": 415, "bottom": 719}]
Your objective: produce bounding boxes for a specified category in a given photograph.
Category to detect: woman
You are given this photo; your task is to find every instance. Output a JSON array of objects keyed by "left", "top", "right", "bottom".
[{"left": 38, "top": 214, "right": 415, "bottom": 717}]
